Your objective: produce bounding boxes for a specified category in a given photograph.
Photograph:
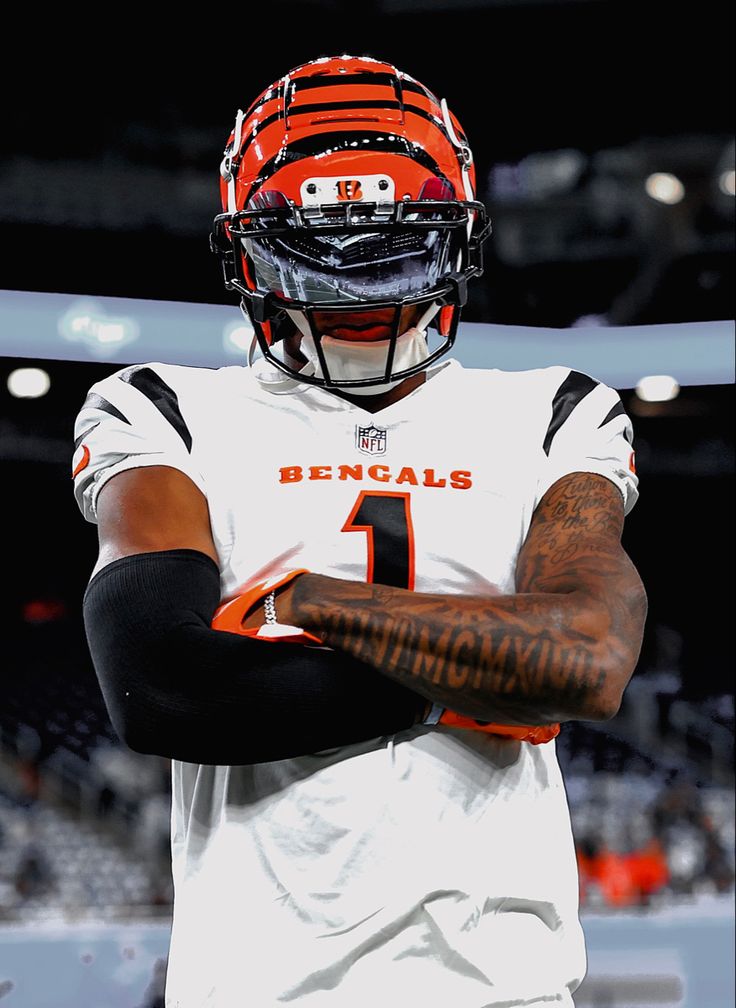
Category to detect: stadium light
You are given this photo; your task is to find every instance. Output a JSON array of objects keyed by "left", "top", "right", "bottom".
[
  {"left": 223, "top": 322, "right": 254, "bottom": 354},
  {"left": 635, "top": 375, "right": 680, "bottom": 402},
  {"left": 7, "top": 367, "right": 51, "bottom": 398},
  {"left": 645, "top": 173, "right": 685, "bottom": 205},
  {"left": 719, "top": 170, "right": 735, "bottom": 196}
]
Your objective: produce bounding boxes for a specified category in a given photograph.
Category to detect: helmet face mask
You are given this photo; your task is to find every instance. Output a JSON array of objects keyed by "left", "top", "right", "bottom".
[
  {"left": 210, "top": 55, "right": 491, "bottom": 389},
  {"left": 242, "top": 217, "right": 462, "bottom": 308}
]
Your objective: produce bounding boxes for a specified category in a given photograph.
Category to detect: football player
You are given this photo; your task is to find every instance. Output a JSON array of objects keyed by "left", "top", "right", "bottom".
[{"left": 75, "top": 55, "right": 647, "bottom": 1008}]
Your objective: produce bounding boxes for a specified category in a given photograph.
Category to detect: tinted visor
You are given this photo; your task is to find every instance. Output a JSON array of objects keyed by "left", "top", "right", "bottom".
[{"left": 243, "top": 227, "right": 461, "bottom": 305}]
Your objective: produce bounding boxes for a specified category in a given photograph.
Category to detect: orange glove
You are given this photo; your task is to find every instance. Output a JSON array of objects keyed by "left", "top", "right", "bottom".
[
  {"left": 211, "top": 569, "right": 323, "bottom": 645},
  {"left": 428, "top": 705, "right": 559, "bottom": 745}
]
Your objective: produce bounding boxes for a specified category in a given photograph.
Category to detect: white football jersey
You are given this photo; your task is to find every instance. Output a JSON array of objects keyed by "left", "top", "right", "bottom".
[{"left": 73, "top": 356, "right": 638, "bottom": 1008}]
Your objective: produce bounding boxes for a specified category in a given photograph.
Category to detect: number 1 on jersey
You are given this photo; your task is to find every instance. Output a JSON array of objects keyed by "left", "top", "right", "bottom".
[{"left": 342, "top": 490, "right": 415, "bottom": 590}]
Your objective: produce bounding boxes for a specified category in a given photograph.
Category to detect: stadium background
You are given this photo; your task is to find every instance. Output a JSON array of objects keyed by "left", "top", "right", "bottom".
[{"left": 0, "top": 1, "right": 733, "bottom": 1005}]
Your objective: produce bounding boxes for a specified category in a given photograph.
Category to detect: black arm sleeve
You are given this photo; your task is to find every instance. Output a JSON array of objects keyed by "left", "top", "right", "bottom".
[{"left": 82, "top": 549, "right": 427, "bottom": 765}]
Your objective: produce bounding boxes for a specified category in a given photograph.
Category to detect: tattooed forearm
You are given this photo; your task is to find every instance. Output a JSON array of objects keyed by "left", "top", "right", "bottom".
[
  {"left": 291, "top": 579, "right": 605, "bottom": 723},
  {"left": 287, "top": 473, "right": 647, "bottom": 724}
]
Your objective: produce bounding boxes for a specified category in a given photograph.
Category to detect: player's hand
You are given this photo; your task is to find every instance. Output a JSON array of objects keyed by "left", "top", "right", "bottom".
[{"left": 211, "top": 570, "right": 323, "bottom": 645}]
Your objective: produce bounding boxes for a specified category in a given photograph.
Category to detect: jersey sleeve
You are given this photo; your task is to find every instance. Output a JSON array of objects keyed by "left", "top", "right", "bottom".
[
  {"left": 535, "top": 367, "right": 639, "bottom": 515},
  {"left": 72, "top": 363, "right": 207, "bottom": 524}
]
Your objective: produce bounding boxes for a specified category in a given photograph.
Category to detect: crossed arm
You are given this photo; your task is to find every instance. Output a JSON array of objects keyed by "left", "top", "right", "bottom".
[
  {"left": 90, "top": 464, "right": 646, "bottom": 763},
  {"left": 263, "top": 471, "right": 648, "bottom": 724}
]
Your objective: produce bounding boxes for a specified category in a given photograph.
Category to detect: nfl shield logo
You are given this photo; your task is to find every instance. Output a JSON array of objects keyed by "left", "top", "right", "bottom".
[{"left": 356, "top": 423, "right": 387, "bottom": 456}]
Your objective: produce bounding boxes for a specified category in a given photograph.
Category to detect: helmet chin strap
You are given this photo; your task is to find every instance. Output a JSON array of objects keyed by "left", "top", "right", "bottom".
[
  {"left": 248, "top": 303, "right": 441, "bottom": 395},
  {"left": 283, "top": 303, "right": 440, "bottom": 395},
  {"left": 298, "top": 328, "right": 428, "bottom": 395}
]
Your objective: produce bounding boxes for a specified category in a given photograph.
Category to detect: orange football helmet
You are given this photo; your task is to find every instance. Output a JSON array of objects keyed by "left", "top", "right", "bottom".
[{"left": 211, "top": 54, "right": 491, "bottom": 389}]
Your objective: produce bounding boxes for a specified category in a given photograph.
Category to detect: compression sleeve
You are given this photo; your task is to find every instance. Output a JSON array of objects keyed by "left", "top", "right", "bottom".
[{"left": 82, "top": 549, "right": 428, "bottom": 765}]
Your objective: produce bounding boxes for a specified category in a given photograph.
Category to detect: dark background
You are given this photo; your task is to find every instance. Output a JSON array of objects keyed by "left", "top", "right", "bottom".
[
  {"left": 2, "top": 0, "right": 734, "bottom": 323},
  {"left": 1, "top": 0, "right": 734, "bottom": 703}
]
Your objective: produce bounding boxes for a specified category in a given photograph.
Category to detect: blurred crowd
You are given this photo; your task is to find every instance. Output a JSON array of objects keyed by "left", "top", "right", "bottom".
[
  {"left": 0, "top": 744, "right": 173, "bottom": 920},
  {"left": 573, "top": 773, "right": 734, "bottom": 909},
  {"left": 0, "top": 735, "right": 733, "bottom": 920}
]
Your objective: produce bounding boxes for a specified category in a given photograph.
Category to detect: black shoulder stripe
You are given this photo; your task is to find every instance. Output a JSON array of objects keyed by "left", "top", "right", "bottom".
[
  {"left": 74, "top": 420, "right": 100, "bottom": 451},
  {"left": 598, "top": 400, "right": 627, "bottom": 429},
  {"left": 119, "top": 367, "right": 192, "bottom": 453},
  {"left": 543, "top": 371, "right": 599, "bottom": 456},
  {"left": 598, "top": 399, "right": 633, "bottom": 444},
  {"left": 81, "top": 391, "right": 130, "bottom": 426}
]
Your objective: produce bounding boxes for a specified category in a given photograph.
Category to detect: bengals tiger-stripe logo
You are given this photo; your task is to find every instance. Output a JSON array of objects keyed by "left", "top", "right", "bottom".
[{"left": 335, "top": 179, "right": 363, "bottom": 201}]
